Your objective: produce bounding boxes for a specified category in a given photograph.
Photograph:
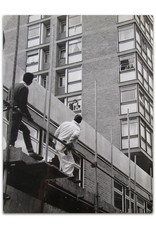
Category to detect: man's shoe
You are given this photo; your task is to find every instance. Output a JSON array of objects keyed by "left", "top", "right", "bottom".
[
  {"left": 29, "top": 152, "right": 43, "bottom": 161},
  {"left": 3, "top": 193, "right": 11, "bottom": 200}
]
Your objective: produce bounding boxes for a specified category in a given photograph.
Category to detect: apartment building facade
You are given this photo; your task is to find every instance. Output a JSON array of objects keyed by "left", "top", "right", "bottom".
[{"left": 3, "top": 15, "right": 153, "bottom": 213}]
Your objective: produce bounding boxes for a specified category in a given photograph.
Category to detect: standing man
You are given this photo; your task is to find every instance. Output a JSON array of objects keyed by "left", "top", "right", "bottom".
[
  {"left": 6, "top": 72, "right": 43, "bottom": 161},
  {"left": 53, "top": 114, "right": 82, "bottom": 176}
]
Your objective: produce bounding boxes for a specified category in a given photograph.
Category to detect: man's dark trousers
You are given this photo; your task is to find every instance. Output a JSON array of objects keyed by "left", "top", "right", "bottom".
[{"left": 7, "top": 111, "right": 33, "bottom": 152}]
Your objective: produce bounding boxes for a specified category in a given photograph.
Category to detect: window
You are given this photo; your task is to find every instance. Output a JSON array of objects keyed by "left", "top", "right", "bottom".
[
  {"left": 137, "top": 56, "right": 153, "bottom": 95},
  {"left": 40, "top": 74, "right": 48, "bottom": 88},
  {"left": 68, "top": 15, "right": 82, "bottom": 36},
  {"left": 135, "top": 16, "right": 153, "bottom": 44},
  {"left": 68, "top": 82, "right": 82, "bottom": 93},
  {"left": 140, "top": 120, "right": 152, "bottom": 156},
  {"left": 27, "top": 24, "right": 40, "bottom": 48},
  {"left": 58, "top": 74, "right": 65, "bottom": 88},
  {"left": 114, "top": 181, "right": 124, "bottom": 211},
  {"left": 139, "top": 88, "right": 153, "bottom": 125},
  {"left": 46, "top": 25, "right": 50, "bottom": 37},
  {"left": 118, "top": 25, "right": 134, "bottom": 52},
  {"left": 26, "top": 50, "right": 39, "bottom": 73},
  {"left": 68, "top": 67, "right": 82, "bottom": 82},
  {"left": 119, "top": 55, "right": 136, "bottom": 82},
  {"left": 120, "top": 55, "right": 135, "bottom": 71},
  {"left": 136, "top": 33, "right": 153, "bottom": 67},
  {"left": 72, "top": 152, "right": 83, "bottom": 183},
  {"left": 137, "top": 197, "right": 145, "bottom": 213},
  {"left": 125, "top": 188, "right": 135, "bottom": 213},
  {"left": 121, "top": 118, "right": 139, "bottom": 149},
  {"left": 67, "top": 95, "right": 82, "bottom": 112},
  {"left": 28, "top": 15, "right": 41, "bottom": 23},
  {"left": 146, "top": 202, "right": 152, "bottom": 213},
  {"left": 68, "top": 38, "right": 82, "bottom": 64},
  {"left": 120, "top": 85, "right": 137, "bottom": 114},
  {"left": 119, "top": 26, "right": 134, "bottom": 41},
  {"left": 44, "top": 50, "right": 49, "bottom": 63},
  {"left": 136, "top": 29, "right": 141, "bottom": 52},
  {"left": 67, "top": 67, "right": 82, "bottom": 93},
  {"left": 58, "top": 45, "right": 66, "bottom": 65},
  {"left": 59, "top": 17, "right": 66, "bottom": 34}
]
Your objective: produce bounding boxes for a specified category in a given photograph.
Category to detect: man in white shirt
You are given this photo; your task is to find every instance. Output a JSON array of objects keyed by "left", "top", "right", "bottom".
[{"left": 53, "top": 114, "right": 82, "bottom": 176}]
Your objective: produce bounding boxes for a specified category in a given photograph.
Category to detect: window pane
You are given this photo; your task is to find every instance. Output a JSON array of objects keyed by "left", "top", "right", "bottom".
[
  {"left": 147, "top": 145, "right": 152, "bottom": 156},
  {"left": 136, "top": 31, "right": 141, "bottom": 44},
  {"left": 141, "top": 125, "right": 145, "bottom": 138},
  {"left": 141, "top": 139, "right": 146, "bottom": 150},
  {"left": 68, "top": 82, "right": 82, "bottom": 93},
  {"left": 146, "top": 130, "right": 151, "bottom": 145},
  {"left": 114, "top": 191, "right": 122, "bottom": 211},
  {"left": 119, "top": 26, "right": 134, "bottom": 41},
  {"left": 126, "top": 199, "right": 134, "bottom": 213},
  {"left": 119, "top": 41, "right": 134, "bottom": 52},
  {"left": 121, "top": 103, "right": 137, "bottom": 114},
  {"left": 149, "top": 75, "right": 153, "bottom": 88},
  {"left": 26, "top": 64, "right": 38, "bottom": 72},
  {"left": 137, "top": 207, "right": 144, "bottom": 213},
  {"left": 122, "top": 137, "right": 138, "bottom": 148},
  {"left": 122, "top": 139, "right": 128, "bottom": 148},
  {"left": 143, "top": 68, "right": 148, "bottom": 81},
  {"left": 58, "top": 76, "right": 65, "bottom": 88},
  {"left": 147, "top": 47, "right": 152, "bottom": 60},
  {"left": 69, "top": 25, "right": 82, "bottom": 36},
  {"left": 137, "top": 60, "right": 142, "bottom": 73},
  {"left": 130, "top": 137, "right": 138, "bottom": 148},
  {"left": 114, "top": 181, "right": 123, "bottom": 191},
  {"left": 28, "top": 25, "right": 40, "bottom": 38},
  {"left": 69, "top": 53, "right": 82, "bottom": 64},
  {"left": 120, "top": 55, "right": 135, "bottom": 71},
  {"left": 28, "top": 38, "right": 40, "bottom": 48},
  {"left": 27, "top": 53, "right": 39, "bottom": 64},
  {"left": 139, "top": 104, "right": 144, "bottom": 115},
  {"left": 69, "top": 15, "right": 81, "bottom": 27},
  {"left": 29, "top": 15, "right": 41, "bottom": 22},
  {"left": 122, "top": 121, "right": 138, "bottom": 136},
  {"left": 68, "top": 95, "right": 82, "bottom": 111},
  {"left": 120, "top": 71, "right": 136, "bottom": 82},
  {"left": 68, "top": 68, "right": 82, "bottom": 82},
  {"left": 69, "top": 41, "right": 81, "bottom": 54}
]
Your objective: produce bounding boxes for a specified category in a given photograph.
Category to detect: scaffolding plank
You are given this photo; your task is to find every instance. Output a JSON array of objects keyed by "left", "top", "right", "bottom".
[
  {"left": 3, "top": 147, "right": 69, "bottom": 179},
  {"left": 46, "top": 163, "right": 69, "bottom": 179},
  {"left": 3, "top": 147, "right": 42, "bottom": 165}
]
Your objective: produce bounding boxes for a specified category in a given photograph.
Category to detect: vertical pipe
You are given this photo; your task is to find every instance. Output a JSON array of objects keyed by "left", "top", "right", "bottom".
[
  {"left": 94, "top": 80, "right": 98, "bottom": 213},
  {"left": 45, "top": 22, "right": 54, "bottom": 162},
  {"left": 134, "top": 155, "right": 137, "bottom": 213},
  {"left": 110, "top": 125, "right": 114, "bottom": 206},
  {"left": 4, "top": 15, "right": 20, "bottom": 195},
  {"left": 40, "top": 74, "right": 49, "bottom": 157},
  {"left": 127, "top": 108, "right": 131, "bottom": 213}
]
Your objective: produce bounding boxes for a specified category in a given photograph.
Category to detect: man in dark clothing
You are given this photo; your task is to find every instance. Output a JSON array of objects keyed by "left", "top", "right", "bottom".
[{"left": 6, "top": 72, "right": 43, "bottom": 161}]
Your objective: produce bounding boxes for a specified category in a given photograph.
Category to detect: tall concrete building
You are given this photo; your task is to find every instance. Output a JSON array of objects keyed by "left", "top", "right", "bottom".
[{"left": 3, "top": 15, "right": 153, "bottom": 213}]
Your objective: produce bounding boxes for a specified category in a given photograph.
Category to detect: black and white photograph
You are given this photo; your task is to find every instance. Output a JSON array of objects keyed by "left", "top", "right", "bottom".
[{"left": 2, "top": 14, "right": 154, "bottom": 214}]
